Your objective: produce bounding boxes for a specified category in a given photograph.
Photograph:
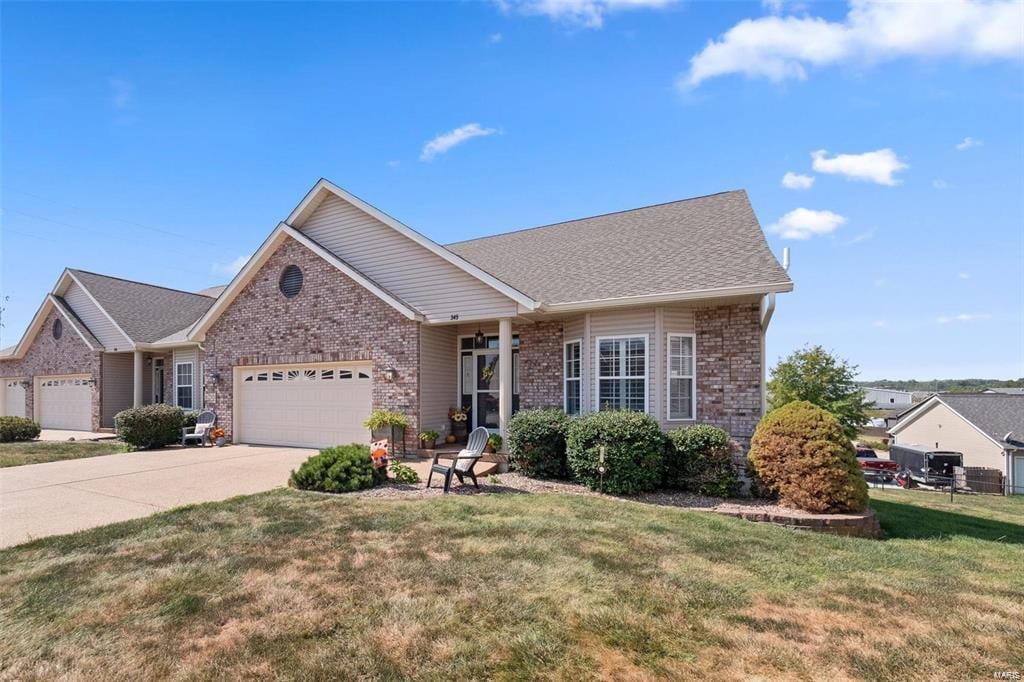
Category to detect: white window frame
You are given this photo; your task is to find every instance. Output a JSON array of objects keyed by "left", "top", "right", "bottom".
[
  {"left": 175, "top": 361, "right": 194, "bottom": 410},
  {"left": 593, "top": 334, "right": 649, "bottom": 413},
  {"left": 564, "top": 338, "right": 582, "bottom": 415},
  {"left": 666, "top": 333, "right": 696, "bottom": 421}
]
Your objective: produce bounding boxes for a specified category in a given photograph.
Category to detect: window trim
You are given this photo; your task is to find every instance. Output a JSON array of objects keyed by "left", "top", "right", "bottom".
[
  {"left": 175, "top": 361, "right": 194, "bottom": 410},
  {"left": 666, "top": 332, "right": 696, "bottom": 421},
  {"left": 563, "top": 338, "right": 582, "bottom": 415},
  {"left": 593, "top": 334, "right": 649, "bottom": 414}
]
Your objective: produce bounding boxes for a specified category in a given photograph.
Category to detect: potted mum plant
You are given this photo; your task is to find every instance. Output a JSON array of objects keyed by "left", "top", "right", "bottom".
[
  {"left": 486, "top": 433, "right": 509, "bottom": 472},
  {"left": 448, "top": 406, "right": 470, "bottom": 442},
  {"left": 418, "top": 430, "right": 439, "bottom": 450},
  {"left": 364, "top": 409, "right": 410, "bottom": 455}
]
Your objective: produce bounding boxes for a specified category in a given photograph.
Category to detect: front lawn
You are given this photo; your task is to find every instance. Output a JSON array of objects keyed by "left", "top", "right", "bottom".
[
  {"left": 0, "top": 440, "right": 130, "bottom": 468},
  {"left": 0, "top": 489, "right": 1020, "bottom": 680}
]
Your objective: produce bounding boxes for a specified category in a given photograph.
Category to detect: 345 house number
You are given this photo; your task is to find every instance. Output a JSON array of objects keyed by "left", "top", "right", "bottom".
[{"left": 450, "top": 314, "right": 460, "bottom": 320}]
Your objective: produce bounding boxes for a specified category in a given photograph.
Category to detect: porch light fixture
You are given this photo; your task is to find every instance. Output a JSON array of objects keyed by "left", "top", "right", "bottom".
[
  {"left": 210, "top": 371, "right": 222, "bottom": 384},
  {"left": 382, "top": 366, "right": 398, "bottom": 381},
  {"left": 19, "top": 380, "right": 31, "bottom": 389},
  {"left": 474, "top": 328, "right": 485, "bottom": 348}
]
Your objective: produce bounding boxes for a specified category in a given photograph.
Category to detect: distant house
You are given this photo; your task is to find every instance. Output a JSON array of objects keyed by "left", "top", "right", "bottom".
[
  {"left": 888, "top": 394, "right": 1024, "bottom": 494},
  {"left": 863, "top": 387, "right": 915, "bottom": 409},
  {"left": 983, "top": 387, "right": 1024, "bottom": 395}
]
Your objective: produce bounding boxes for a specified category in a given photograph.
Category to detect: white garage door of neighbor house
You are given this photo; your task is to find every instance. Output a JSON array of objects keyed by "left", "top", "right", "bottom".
[
  {"left": 4, "top": 379, "right": 26, "bottom": 417},
  {"left": 237, "top": 363, "right": 372, "bottom": 449},
  {"left": 38, "top": 375, "right": 92, "bottom": 431}
]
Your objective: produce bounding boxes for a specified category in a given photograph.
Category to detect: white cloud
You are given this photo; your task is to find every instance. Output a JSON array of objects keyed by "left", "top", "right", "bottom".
[
  {"left": 212, "top": 255, "right": 249, "bottom": 277},
  {"left": 681, "top": 0, "right": 1024, "bottom": 88},
  {"left": 932, "top": 178, "right": 949, "bottom": 189},
  {"left": 495, "top": 0, "right": 676, "bottom": 29},
  {"left": 768, "top": 207, "right": 847, "bottom": 239},
  {"left": 955, "top": 136, "right": 983, "bottom": 150},
  {"left": 957, "top": 271, "right": 971, "bottom": 279},
  {"left": 781, "top": 171, "right": 815, "bottom": 190},
  {"left": 936, "top": 312, "right": 990, "bottom": 324},
  {"left": 762, "top": 0, "right": 784, "bottom": 14},
  {"left": 109, "top": 78, "right": 133, "bottom": 109},
  {"left": 811, "top": 148, "right": 908, "bottom": 185},
  {"left": 420, "top": 123, "right": 498, "bottom": 162},
  {"left": 489, "top": 32, "right": 504, "bottom": 43}
]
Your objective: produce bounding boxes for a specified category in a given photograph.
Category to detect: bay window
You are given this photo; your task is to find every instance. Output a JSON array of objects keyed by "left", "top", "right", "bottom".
[
  {"left": 596, "top": 336, "right": 647, "bottom": 412},
  {"left": 667, "top": 333, "right": 695, "bottom": 420},
  {"left": 564, "top": 340, "right": 581, "bottom": 415}
]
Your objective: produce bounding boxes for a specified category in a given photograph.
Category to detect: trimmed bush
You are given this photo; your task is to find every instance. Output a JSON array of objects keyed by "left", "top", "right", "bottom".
[
  {"left": 115, "top": 404, "right": 188, "bottom": 449},
  {"left": 289, "top": 444, "right": 384, "bottom": 493},
  {"left": 0, "top": 416, "right": 41, "bottom": 443},
  {"left": 566, "top": 411, "right": 664, "bottom": 495},
  {"left": 664, "top": 424, "right": 741, "bottom": 497},
  {"left": 506, "top": 408, "right": 570, "bottom": 479},
  {"left": 748, "top": 400, "right": 868, "bottom": 513}
]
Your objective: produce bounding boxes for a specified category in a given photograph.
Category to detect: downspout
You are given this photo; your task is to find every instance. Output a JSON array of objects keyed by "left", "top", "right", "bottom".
[{"left": 760, "top": 248, "right": 790, "bottom": 414}]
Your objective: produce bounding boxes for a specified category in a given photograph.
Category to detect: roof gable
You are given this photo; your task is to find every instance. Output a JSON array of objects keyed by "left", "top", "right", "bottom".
[
  {"left": 890, "top": 394, "right": 1024, "bottom": 448},
  {"left": 0, "top": 294, "right": 100, "bottom": 360},
  {"left": 446, "top": 190, "right": 792, "bottom": 306},
  {"left": 67, "top": 270, "right": 216, "bottom": 344}
]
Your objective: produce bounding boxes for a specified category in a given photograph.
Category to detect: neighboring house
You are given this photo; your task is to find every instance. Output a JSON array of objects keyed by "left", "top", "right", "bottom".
[
  {"left": 0, "top": 270, "right": 216, "bottom": 431},
  {"left": 863, "top": 387, "right": 914, "bottom": 409},
  {"left": 983, "top": 387, "right": 1024, "bottom": 395},
  {"left": 888, "top": 393, "right": 1024, "bottom": 493},
  {"left": 3, "top": 179, "right": 794, "bottom": 450}
]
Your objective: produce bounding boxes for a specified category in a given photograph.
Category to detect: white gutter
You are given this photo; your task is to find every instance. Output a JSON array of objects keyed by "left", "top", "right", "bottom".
[{"left": 540, "top": 281, "right": 794, "bottom": 314}]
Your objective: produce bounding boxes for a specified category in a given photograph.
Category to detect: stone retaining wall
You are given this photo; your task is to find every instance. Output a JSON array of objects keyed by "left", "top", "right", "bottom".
[{"left": 713, "top": 507, "right": 881, "bottom": 538}]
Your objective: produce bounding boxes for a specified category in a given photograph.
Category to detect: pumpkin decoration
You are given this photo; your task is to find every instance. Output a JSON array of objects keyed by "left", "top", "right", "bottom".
[{"left": 445, "top": 434, "right": 457, "bottom": 444}]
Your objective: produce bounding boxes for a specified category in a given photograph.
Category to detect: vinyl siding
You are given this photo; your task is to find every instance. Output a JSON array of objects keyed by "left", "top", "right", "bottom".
[
  {"left": 892, "top": 401, "right": 1005, "bottom": 470},
  {"left": 419, "top": 325, "right": 458, "bottom": 435},
  {"left": 64, "top": 281, "right": 132, "bottom": 350},
  {"left": 101, "top": 353, "right": 133, "bottom": 427},
  {"left": 589, "top": 307, "right": 657, "bottom": 415},
  {"left": 299, "top": 194, "right": 519, "bottom": 323},
  {"left": 661, "top": 306, "right": 696, "bottom": 428}
]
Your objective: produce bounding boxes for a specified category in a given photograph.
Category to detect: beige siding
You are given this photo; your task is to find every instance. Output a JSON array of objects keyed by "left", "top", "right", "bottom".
[
  {"left": 101, "top": 353, "right": 133, "bottom": 427},
  {"left": 172, "top": 348, "right": 199, "bottom": 409},
  {"left": 299, "top": 194, "right": 519, "bottom": 322},
  {"left": 419, "top": 325, "right": 459, "bottom": 436},
  {"left": 893, "top": 401, "right": 1005, "bottom": 470},
  {"left": 64, "top": 281, "right": 132, "bottom": 350},
  {"left": 661, "top": 305, "right": 696, "bottom": 429},
  {"left": 589, "top": 307, "right": 657, "bottom": 414}
]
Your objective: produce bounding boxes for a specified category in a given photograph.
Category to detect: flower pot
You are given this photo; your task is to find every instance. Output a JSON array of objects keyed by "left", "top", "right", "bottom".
[
  {"left": 450, "top": 419, "right": 468, "bottom": 440},
  {"left": 484, "top": 444, "right": 495, "bottom": 454},
  {"left": 420, "top": 438, "right": 436, "bottom": 450}
]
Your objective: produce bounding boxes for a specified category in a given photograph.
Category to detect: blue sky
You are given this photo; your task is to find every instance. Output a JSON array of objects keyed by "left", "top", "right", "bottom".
[{"left": 1, "top": 0, "right": 1022, "bottom": 380}]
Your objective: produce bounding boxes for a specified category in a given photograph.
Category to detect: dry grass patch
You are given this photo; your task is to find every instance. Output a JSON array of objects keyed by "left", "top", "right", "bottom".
[
  {"left": 0, "top": 489, "right": 1021, "bottom": 680},
  {"left": 0, "top": 440, "right": 130, "bottom": 467}
]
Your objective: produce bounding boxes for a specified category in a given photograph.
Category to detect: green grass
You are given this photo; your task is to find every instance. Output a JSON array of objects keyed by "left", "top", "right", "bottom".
[
  {"left": 0, "top": 489, "right": 1020, "bottom": 680},
  {"left": 0, "top": 440, "right": 130, "bottom": 468}
]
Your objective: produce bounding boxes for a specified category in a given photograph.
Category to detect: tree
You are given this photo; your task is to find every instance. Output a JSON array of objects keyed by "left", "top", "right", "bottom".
[{"left": 767, "top": 345, "right": 869, "bottom": 440}]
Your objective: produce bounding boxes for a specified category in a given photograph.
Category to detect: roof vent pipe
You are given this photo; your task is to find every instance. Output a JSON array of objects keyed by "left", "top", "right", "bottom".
[{"left": 783, "top": 247, "right": 791, "bottom": 272}]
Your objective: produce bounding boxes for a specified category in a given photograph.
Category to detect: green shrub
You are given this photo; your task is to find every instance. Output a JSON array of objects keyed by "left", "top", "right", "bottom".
[
  {"left": 289, "top": 444, "right": 384, "bottom": 493},
  {"left": 506, "top": 408, "right": 570, "bottom": 479},
  {"left": 390, "top": 462, "right": 420, "bottom": 484},
  {"left": 363, "top": 410, "right": 410, "bottom": 430},
  {"left": 748, "top": 400, "right": 868, "bottom": 513},
  {"left": 566, "top": 411, "right": 664, "bottom": 495},
  {"left": 0, "top": 416, "right": 41, "bottom": 443},
  {"left": 858, "top": 438, "right": 889, "bottom": 451},
  {"left": 664, "top": 424, "right": 741, "bottom": 497},
  {"left": 115, "top": 404, "right": 188, "bottom": 449}
]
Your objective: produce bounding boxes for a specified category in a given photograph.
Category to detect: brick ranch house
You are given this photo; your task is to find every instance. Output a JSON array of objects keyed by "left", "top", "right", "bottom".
[{"left": 2, "top": 179, "right": 793, "bottom": 450}]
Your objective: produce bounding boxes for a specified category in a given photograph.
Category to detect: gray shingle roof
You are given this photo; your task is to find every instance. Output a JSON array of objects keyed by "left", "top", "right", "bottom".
[
  {"left": 70, "top": 270, "right": 216, "bottom": 343},
  {"left": 940, "top": 394, "right": 1024, "bottom": 447},
  {"left": 445, "top": 190, "right": 791, "bottom": 305}
]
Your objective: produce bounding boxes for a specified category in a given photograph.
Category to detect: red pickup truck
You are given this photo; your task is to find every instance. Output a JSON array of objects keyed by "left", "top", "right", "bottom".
[{"left": 855, "top": 447, "right": 900, "bottom": 481}]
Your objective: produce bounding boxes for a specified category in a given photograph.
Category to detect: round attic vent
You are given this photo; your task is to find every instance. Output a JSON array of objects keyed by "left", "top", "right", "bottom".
[
  {"left": 279, "top": 265, "right": 303, "bottom": 299},
  {"left": 52, "top": 318, "right": 63, "bottom": 340}
]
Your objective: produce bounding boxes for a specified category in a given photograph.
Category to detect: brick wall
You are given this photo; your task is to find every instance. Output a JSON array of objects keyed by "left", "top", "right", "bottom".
[
  {"left": 0, "top": 308, "right": 103, "bottom": 431},
  {"left": 517, "top": 320, "right": 564, "bottom": 409},
  {"left": 695, "top": 302, "right": 763, "bottom": 448},
  {"left": 201, "top": 236, "right": 421, "bottom": 448}
]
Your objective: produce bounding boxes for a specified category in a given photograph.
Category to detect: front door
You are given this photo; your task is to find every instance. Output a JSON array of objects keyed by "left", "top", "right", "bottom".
[
  {"left": 459, "top": 334, "right": 519, "bottom": 430},
  {"left": 153, "top": 359, "right": 164, "bottom": 404}
]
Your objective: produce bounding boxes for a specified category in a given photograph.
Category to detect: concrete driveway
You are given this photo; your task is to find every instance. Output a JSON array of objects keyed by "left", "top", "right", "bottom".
[{"left": 0, "top": 444, "right": 315, "bottom": 548}]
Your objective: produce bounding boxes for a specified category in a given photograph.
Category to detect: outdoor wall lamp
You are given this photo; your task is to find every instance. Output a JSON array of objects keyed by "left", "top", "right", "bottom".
[
  {"left": 474, "top": 328, "right": 485, "bottom": 347},
  {"left": 19, "top": 380, "right": 31, "bottom": 389},
  {"left": 210, "top": 371, "right": 222, "bottom": 384},
  {"left": 382, "top": 367, "right": 398, "bottom": 381}
]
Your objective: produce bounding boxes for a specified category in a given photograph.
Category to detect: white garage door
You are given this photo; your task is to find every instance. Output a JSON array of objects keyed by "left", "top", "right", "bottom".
[
  {"left": 4, "top": 379, "right": 26, "bottom": 417},
  {"left": 237, "top": 363, "right": 372, "bottom": 449},
  {"left": 38, "top": 375, "right": 92, "bottom": 431}
]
